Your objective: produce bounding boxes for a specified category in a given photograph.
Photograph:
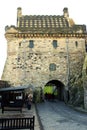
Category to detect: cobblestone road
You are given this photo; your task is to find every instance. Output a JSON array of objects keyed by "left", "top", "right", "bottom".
[{"left": 36, "top": 101, "right": 87, "bottom": 130}]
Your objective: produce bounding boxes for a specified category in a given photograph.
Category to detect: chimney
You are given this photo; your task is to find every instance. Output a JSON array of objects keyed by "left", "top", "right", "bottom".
[
  {"left": 63, "top": 7, "right": 69, "bottom": 18},
  {"left": 17, "top": 7, "right": 22, "bottom": 18},
  {"left": 63, "top": 7, "right": 71, "bottom": 27},
  {"left": 17, "top": 7, "right": 22, "bottom": 27}
]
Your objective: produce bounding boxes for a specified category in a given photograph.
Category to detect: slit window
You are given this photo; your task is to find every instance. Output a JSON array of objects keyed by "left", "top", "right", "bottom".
[{"left": 75, "top": 41, "right": 78, "bottom": 47}]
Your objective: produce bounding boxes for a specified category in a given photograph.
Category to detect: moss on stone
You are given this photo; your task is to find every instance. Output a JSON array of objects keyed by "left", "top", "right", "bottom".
[{"left": 69, "top": 74, "right": 84, "bottom": 107}]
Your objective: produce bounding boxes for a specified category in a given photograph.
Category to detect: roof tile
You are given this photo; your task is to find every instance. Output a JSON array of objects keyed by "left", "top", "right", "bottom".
[{"left": 18, "top": 15, "right": 69, "bottom": 29}]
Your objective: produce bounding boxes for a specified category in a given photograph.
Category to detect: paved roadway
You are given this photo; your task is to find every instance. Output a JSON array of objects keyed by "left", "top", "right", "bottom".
[{"left": 36, "top": 100, "right": 87, "bottom": 130}]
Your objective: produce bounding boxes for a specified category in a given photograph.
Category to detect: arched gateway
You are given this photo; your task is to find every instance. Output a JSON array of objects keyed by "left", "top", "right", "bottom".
[{"left": 44, "top": 80, "right": 69, "bottom": 102}]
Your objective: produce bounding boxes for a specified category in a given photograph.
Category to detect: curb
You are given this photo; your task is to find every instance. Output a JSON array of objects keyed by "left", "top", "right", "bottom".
[{"left": 35, "top": 103, "right": 44, "bottom": 130}]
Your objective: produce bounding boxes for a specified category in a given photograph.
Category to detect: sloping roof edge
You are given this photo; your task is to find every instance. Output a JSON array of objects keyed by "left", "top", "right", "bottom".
[{"left": 0, "top": 86, "right": 29, "bottom": 92}]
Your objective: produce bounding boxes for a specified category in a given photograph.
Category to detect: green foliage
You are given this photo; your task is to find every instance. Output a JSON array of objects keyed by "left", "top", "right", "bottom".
[
  {"left": 44, "top": 86, "right": 57, "bottom": 96},
  {"left": 69, "top": 74, "right": 84, "bottom": 107},
  {"left": 44, "top": 86, "right": 53, "bottom": 94},
  {"left": 33, "top": 87, "right": 44, "bottom": 103}
]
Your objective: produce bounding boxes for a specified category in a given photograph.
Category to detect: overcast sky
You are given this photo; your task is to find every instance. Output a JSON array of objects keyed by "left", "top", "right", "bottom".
[{"left": 0, "top": 0, "right": 87, "bottom": 79}]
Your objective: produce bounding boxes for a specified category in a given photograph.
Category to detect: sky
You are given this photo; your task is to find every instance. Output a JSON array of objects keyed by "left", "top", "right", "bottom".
[{"left": 0, "top": 0, "right": 87, "bottom": 79}]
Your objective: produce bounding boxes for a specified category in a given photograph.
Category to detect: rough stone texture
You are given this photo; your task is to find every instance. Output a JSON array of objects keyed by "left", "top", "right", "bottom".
[
  {"left": 2, "top": 35, "right": 86, "bottom": 105},
  {"left": 2, "top": 37, "right": 68, "bottom": 87},
  {"left": 1, "top": 7, "right": 87, "bottom": 108},
  {"left": 82, "top": 54, "right": 87, "bottom": 109}
]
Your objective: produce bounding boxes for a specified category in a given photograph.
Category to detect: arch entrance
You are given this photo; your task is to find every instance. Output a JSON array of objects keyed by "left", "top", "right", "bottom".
[{"left": 44, "top": 80, "right": 65, "bottom": 101}]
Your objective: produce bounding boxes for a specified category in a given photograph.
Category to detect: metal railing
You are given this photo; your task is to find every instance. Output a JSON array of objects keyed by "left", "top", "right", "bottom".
[{"left": 0, "top": 116, "right": 35, "bottom": 130}]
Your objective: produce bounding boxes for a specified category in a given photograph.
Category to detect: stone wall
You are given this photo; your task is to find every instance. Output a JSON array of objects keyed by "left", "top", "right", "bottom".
[
  {"left": 82, "top": 54, "right": 87, "bottom": 109},
  {"left": 2, "top": 36, "right": 85, "bottom": 90},
  {"left": 67, "top": 38, "right": 85, "bottom": 106},
  {"left": 2, "top": 30, "right": 87, "bottom": 107}
]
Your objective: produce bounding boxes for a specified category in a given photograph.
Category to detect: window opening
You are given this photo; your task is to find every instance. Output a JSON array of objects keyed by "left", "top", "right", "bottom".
[
  {"left": 52, "top": 40, "right": 58, "bottom": 48},
  {"left": 49, "top": 63, "right": 56, "bottom": 71},
  {"left": 29, "top": 40, "right": 34, "bottom": 48}
]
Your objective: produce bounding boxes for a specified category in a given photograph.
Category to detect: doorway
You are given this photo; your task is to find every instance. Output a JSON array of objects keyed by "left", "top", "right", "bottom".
[{"left": 44, "top": 80, "right": 65, "bottom": 101}]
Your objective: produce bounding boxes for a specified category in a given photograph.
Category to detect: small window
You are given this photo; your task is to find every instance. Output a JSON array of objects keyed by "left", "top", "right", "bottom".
[
  {"left": 52, "top": 40, "right": 58, "bottom": 48},
  {"left": 75, "top": 41, "right": 78, "bottom": 47},
  {"left": 85, "top": 43, "right": 87, "bottom": 52},
  {"left": 49, "top": 63, "right": 56, "bottom": 71},
  {"left": 29, "top": 40, "right": 34, "bottom": 48},
  {"left": 19, "top": 42, "right": 21, "bottom": 47}
]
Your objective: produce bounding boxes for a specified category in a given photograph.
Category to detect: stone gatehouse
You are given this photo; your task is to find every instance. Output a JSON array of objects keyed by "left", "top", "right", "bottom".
[{"left": 1, "top": 7, "right": 87, "bottom": 108}]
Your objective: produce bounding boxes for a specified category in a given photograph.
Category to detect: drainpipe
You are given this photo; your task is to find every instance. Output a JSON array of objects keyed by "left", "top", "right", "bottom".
[
  {"left": 65, "top": 38, "right": 70, "bottom": 103},
  {"left": 66, "top": 38, "right": 70, "bottom": 89}
]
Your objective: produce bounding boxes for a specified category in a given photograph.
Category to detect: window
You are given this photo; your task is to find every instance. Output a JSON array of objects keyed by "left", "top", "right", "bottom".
[
  {"left": 52, "top": 40, "right": 58, "bottom": 48},
  {"left": 49, "top": 63, "right": 56, "bottom": 71},
  {"left": 75, "top": 41, "right": 78, "bottom": 47},
  {"left": 19, "top": 42, "right": 21, "bottom": 47},
  {"left": 29, "top": 40, "right": 34, "bottom": 48}
]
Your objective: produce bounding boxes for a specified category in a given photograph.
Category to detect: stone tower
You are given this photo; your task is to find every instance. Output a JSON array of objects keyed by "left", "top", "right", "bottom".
[{"left": 1, "top": 7, "right": 87, "bottom": 106}]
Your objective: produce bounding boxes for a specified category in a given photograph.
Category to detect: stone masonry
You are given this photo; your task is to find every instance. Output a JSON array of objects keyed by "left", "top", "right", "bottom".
[{"left": 1, "top": 7, "right": 87, "bottom": 108}]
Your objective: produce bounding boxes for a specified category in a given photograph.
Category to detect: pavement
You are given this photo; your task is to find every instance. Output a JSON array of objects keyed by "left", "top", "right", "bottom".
[
  {"left": 0, "top": 103, "right": 41, "bottom": 130},
  {"left": 0, "top": 102, "right": 87, "bottom": 130},
  {"left": 36, "top": 101, "right": 87, "bottom": 130}
]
